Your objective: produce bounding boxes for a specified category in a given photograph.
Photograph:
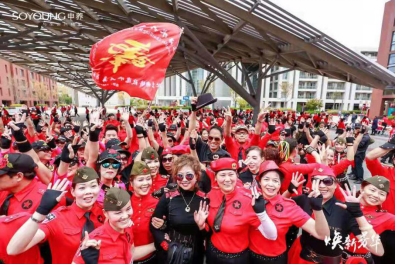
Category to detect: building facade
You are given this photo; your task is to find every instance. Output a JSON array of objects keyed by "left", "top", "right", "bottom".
[
  {"left": 154, "top": 50, "right": 376, "bottom": 111},
  {"left": 0, "top": 58, "right": 58, "bottom": 107},
  {"left": 370, "top": 0, "right": 395, "bottom": 118}
]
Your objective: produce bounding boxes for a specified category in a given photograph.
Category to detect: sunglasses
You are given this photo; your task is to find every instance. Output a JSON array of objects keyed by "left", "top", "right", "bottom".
[
  {"left": 167, "top": 139, "right": 174, "bottom": 143},
  {"left": 41, "top": 148, "right": 52, "bottom": 153},
  {"left": 70, "top": 161, "right": 79, "bottom": 167},
  {"left": 208, "top": 136, "right": 221, "bottom": 142},
  {"left": 101, "top": 163, "right": 121, "bottom": 169},
  {"left": 312, "top": 177, "right": 335, "bottom": 186},
  {"left": 162, "top": 157, "right": 173, "bottom": 163},
  {"left": 176, "top": 172, "right": 195, "bottom": 181}
]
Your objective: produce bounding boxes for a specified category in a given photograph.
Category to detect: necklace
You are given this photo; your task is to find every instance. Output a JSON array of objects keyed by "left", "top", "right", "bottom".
[{"left": 180, "top": 191, "right": 196, "bottom": 212}]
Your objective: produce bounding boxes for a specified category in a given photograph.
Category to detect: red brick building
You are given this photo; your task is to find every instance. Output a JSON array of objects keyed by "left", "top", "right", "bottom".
[
  {"left": 370, "top": 0, "right": 395, "bottom": 118},
  {"left": 0, "top": 58, "right": 58, "bottom": 107}
]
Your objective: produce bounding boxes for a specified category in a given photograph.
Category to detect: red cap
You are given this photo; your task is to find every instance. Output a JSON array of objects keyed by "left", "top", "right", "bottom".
[
  {"left": 257, "top": 160, "right": 282, "bottom": 181},
  {"left": 310, "top": 164, "right": 335, "bottom": 178},
  {"left": 210, "top": 158, "right": 238, "bottom": 172},
  {"left": 161, "top": 147, "right": 173, "bottom": 156},
  {"left": 171, "top": 145, "right": 191, "bottom": 155}
]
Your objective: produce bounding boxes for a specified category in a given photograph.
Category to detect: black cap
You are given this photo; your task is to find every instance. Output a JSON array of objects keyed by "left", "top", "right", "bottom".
[
  {"left": 106, "top": 138, "right": 121, "bottom": 149},
  {"left": 0, "top": 153, "right": 37, "bottom": 175},
  {"left": 111, "top": 145, "right": 131, "bottom": 157},
  {"left": 380, "top": 134, "right": 395, "bottom": 150},
  {"left": 166, "top": 133, "right": 176, "bottom": 142},
  {"left": 169, "top": 124, "right": 177, "bottom": 131},
  {"left": 195, "top": 93, "right": 217, "bottom": 110},
  {"left": 32, "top": 140, "right": 51, "bottom": 151},
  {"left": 206, "top": 149, "right": 231, "bottom": 162},
  {"left": 56, "top": 135, "right": 68, "bottom": 143},
  {"left": 98, "top": 149, "right": 121, "bottom": 163}
]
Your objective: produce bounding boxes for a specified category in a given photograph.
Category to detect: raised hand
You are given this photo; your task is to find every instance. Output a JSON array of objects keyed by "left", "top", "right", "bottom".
[
  {"left": 308, "top": 179, "right": 323, "bottom": 211},
  {"left": 335, "top": 184, "right": 364, "bottom": 218},
  {"left": 36, "top": 178, "right": 69, "bottom": 216},
  {"left": 224, "top": 106, "right": 232, "bottom": 122},
  {"left": 194, "top": 201, "right": 209, "bottom": 230},
  {"left": 251, "top": 186, "right": 268, "bottom": 214},
  {"left": 288, "top": 172, "right": 306, "bottom": 195}
]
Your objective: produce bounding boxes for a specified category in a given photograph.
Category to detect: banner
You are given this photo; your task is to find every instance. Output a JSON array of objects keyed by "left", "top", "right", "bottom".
[{"left": 90, "top": 23, "right": 182, "bottom": 100}]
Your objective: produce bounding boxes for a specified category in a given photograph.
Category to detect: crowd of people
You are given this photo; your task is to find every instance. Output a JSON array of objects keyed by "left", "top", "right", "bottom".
[{"left": 0, "top": 99, "right": 394, "bottom": 264}]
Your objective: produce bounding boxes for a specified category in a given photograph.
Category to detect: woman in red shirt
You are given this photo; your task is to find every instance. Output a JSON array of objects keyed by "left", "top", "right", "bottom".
[
  {"left": 336, "top": 118, "right": 346, "bottom": 135},
  {"left": 249, "top": 161, "right": 330, "bottom": 264},
  {"left": 205, "top": 158, "right": 277, "bottom": 264},
  {"left": 130, "top": 161, "right": 159, "bottom": 264},
  {"left": 343, "top": 176, "right": 395, "bottom": 264}
]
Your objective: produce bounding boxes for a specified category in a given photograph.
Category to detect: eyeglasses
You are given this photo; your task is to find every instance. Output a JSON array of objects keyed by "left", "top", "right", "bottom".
[
  {"left": 162, "top": 157, "right": 173, "bottom": 163},
  {"left": 41, "top": 149, "right": 51, "bottom": 153},
  {"left": 208, "top": 136, "right": 221, "bottom": 142},
  {"left": 70, "top": 161, "right": 78, "bottom": 167},
  {"left": 312, "top": 177, "right": 334, "bottom": 186},
  {"left": 101, "top": 163, "right": 121, "bottom": 169},
  {"left": 176, "top": 172, "right": 195, "bottom": 181}
]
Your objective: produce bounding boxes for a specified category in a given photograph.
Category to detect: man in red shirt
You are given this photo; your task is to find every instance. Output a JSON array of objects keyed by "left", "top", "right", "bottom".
[
  {"left": 0, "top": 153, "right": 46, "bottom": 216},
  {"left": 224, "top": 107, "right": 253, "bottom": 162},
  {"left": 365, "top": 135, "right": 395, "bottom": 214},
  {"left": 104, "top": 114, "right": 120, "bottom": 130}
]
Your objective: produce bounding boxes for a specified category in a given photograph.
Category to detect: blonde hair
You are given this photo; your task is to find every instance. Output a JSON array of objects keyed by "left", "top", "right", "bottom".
[{"left": 172, "top": 154, "right": 201, "bottom": 182}]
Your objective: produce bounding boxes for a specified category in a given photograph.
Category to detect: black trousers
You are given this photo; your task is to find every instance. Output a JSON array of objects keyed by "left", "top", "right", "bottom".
[{"left": 352, "top": 155, "right": 364, "bottom": 181}]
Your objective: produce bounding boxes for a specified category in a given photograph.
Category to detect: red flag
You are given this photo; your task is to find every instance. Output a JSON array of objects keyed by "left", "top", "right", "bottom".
[{"left": 90, "top": 23, "right": 181, "bottom": 100}]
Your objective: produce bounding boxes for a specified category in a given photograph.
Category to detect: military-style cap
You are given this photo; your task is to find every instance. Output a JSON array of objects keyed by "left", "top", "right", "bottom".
[
  {"left": 131, "top": 161, "right": 150, "bottom": 176},
  {"left": 0, "top": 153, "right": 37, "bottom": 175},
  {"left": 56, "top": 135, "right": 68, "bottom": 143},
  {"left": 32, "top": 140, "right": 51, "bottom": 151},
  {"left": 73, "top": 166, "right": 99, "bottom": 184},
  {"left": 362, "top": 176, "right": 390, "bottom": 193},
  {"left": 161, "top": 147, "right": 173, "bottom": 156},
  {"left": 310, "top": 164, "right": 335, "bottom": 178},
  {"left": 207, "top": 150, "right": 231, "bottom": 162},
  {"left": 141, "top": 147, "right": 159, "bottom": 161},
  {"left": 171, "top": 145, "right": 190, "bottom": 156},
  {"left": 210, "top": 157, "right": 238, "bottom": 172},
  {"left": 104, "top": 187, "right": 131, "bottom": 211}
]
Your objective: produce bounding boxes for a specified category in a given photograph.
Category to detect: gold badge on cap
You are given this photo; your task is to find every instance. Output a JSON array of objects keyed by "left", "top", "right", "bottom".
[
  {"left": 117, "top": 201, "right": 122, "bottom": 206},
  {"left": 82, "top": 174, "right": 88, "bottom": 180},
  {"left": 379, "top": 184, "right": 384, "bottom": 189},
  {"left": 232, "top": 163, "right": 237, "bottom": 169},
  {"left": 318, "top": 168, "right": 323, "bottom": 172}
]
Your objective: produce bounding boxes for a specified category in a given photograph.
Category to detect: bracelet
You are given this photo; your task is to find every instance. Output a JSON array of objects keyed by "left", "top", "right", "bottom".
[
  {"left": 359, "top": 224, "right": 373, "bottom": 231},
  {"left": 30, "top": 215, "right": 44, "bottom": 224},
  {"left": 137, "top": 136, "right": 144, "bottom": 139},
  {"left": 347, "top": 144, "right": 353, "bottom": 147},
  {"left": 16, "top": 139, "right": 28, "bottom": 144}
]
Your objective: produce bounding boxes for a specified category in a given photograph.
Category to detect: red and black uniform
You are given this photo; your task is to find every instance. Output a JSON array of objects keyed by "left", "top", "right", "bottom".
[
  {"left": 0, "top": 178, "right": 47, "bottom": 216},
  {"left": 288, "top": 195, "right": 361, "bottom": 264},
  {"left": 131, "top": 193, "right": 159, "bottom": 264},
  {"left": 0, "top": 212, "right": 43, "bottom": 264},
  {"left": 249, "top": 195, "right": 311, "bottom": 263},
  {"left": 343, "top": 204, "right": 395, "bottom": 264},
  {"left": 39, "top": 202, "right": 105, "bottom": 264},
  {"left": 151, "top": 173, "right": 169, "bottom": 194},
  {"left": 206, "top": 186, "right": 260, "bottom": 263},
  {"left": 365, "top": 158, "right": 395, "bottom": 214},
  {"left": 73, "top": 221, "right": 133, "bottom": 264},
  {"left": 150, "top": 188, "right": 208, "bottom": 264}
]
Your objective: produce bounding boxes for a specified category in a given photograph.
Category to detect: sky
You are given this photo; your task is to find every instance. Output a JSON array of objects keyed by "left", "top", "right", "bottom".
[{"left": 270, "top": 0, "right": 389, "bottom": 51}]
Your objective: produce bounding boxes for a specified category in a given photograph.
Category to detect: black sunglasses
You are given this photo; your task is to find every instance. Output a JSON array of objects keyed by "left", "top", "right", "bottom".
[
  {"left": 208, "top": 136, "right": 221, "bottom": 142},
  {"left": 312, "top": 177, "right": 334, "bottom": 186},
  {"left": 162, "top": 157, "right": 173, "bottom": 163},
  {"left": 176, "top": 172, "right": 195, "bottom": 181}
]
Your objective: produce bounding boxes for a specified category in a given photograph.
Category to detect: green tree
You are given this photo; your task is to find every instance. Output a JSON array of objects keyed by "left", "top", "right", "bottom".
[
  {"left": 59, "top": 94, "right": 72, "bottom": 104},
  {"left": 305, "top": 98, "right": 323, "bottom": 111}
]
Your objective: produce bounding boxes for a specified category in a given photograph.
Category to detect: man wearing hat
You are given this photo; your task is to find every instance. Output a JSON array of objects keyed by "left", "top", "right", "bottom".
[
  {"left": 365, "top": 134, "right": 395, "bottom": 214},
  {"left": 349, "top": 124, "right": 371, "bottom": 184},
  {"left": 72, "top": 187, "right": 137, "bottom": 264},
  {"left": 0, "top": 153, "right": 49, "bottom": 216},
  {"left": 32, "top": 140, "right": 54, "bottom": 166},
  {"left": 224, "top": 106, "right": 253, "bottom": 162}
]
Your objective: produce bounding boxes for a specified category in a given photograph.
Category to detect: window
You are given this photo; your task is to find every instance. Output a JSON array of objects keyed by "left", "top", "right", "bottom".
[
  {"left": 388, "top": 53, "right": 395, "bottom": 73},
  {"left": 391, "top": 32, "right": 395, "bottom": 51},
  {"left": 0, "top": 87, "right": 2, "bottom": 96},
  {"left": 20, "top": 69, "right": 24, "bottom": 77}
]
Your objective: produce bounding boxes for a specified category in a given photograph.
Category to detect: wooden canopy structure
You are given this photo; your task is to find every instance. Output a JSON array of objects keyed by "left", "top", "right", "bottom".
[{"left": 0, "top": 0, "right": 394, "bottom": 116}]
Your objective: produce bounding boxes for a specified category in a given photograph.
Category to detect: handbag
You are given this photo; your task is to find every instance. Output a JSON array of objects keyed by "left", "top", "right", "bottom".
[{"left": 166, "top": 242, "right": 193, "bottom": 264}]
